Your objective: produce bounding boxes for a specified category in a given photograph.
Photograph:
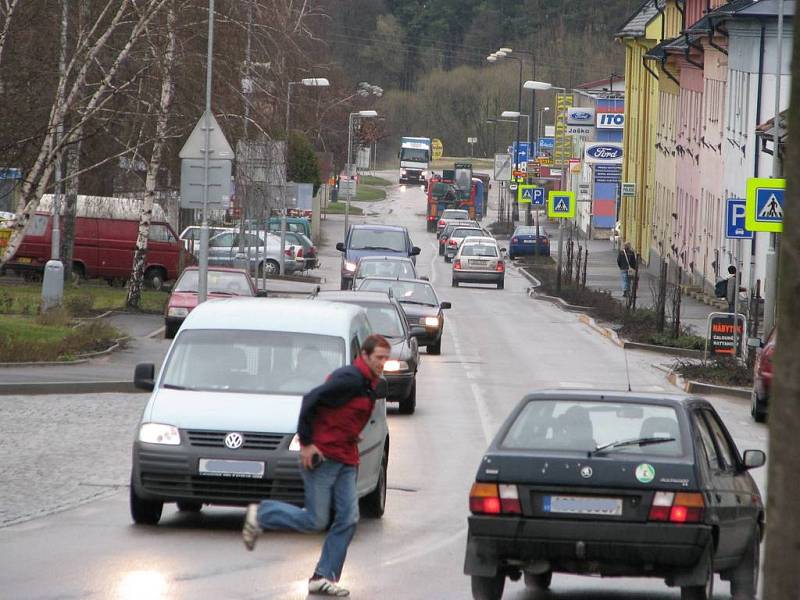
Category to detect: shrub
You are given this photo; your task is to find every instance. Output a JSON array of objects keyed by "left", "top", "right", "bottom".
[
  {"left": 673, "top": 358, "right": 753, "bottom": 387},
  {"left": 65, "top": 294, "right": 95, "bottom": 316},
  {"left": 36, "top": 307, "right": 71, "bottom": 327},
  {"left": 0, "top": 289, "right": 12, "bottom": 314},
  {"left": 59, "top": 321, "right": 119, "bottom": 357}
]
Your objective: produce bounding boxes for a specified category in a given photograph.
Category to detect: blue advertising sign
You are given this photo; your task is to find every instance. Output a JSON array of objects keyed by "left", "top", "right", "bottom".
[
  {"left": 538, "top": 137, "right": 555, "bottom": 150},
  {"left": 725, "top": 198, "right": 753, "bottom": 239}
]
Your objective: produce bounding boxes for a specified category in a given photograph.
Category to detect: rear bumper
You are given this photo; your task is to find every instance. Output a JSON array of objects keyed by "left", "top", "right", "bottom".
[
  {"left": 453, "top": 271, "right": 503, "bottom": 284},
  {"left": 510, "top": 244, "right": 550, "bottom": 256},
  {"left": 464, "top": 515, "right": 712, "bottom": 579},
  {"left": 385, "top": 372, "right": 415, "bottom": 401}
]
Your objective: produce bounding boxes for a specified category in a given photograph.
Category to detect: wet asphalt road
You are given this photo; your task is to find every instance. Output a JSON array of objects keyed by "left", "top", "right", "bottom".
[{"left": 0, "top": 175, "right": 768, "bottom": 599}]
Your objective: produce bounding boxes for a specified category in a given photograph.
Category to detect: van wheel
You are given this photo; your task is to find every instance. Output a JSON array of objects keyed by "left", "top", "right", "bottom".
[
  {"left": 130, "top": 477, "right": 163, "bottom": 525},
  {"left": 751, "top": 391, "right": 767, "bottom": 423},
  {"left": 71, "top": 262, "right": 85, "bottom": 284},
  {"left": 524, "top": 571, "right": 552, "bottom": 590},
  {"left": 145, "top": 268, "right": 166, "bottom": 291},
  {"left": 360, "top": 450, "right": 387, "bottom": 518},
  {"left": 471, "top": 574, "right": 505, "bottom": 600},
  {"left": 427, "top": 339, "right": 442, "bottom": 355},
  {"left": 164, "top": 321, "right": 179, "bottom": 339},
  {"left": 398, "top": 381, "right": 416, "bottom": 415}
]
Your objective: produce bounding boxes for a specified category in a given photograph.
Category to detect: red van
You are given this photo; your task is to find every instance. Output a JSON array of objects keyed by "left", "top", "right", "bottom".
[{"left": 7, "top": 195, "right": 190, "bottom": 289}]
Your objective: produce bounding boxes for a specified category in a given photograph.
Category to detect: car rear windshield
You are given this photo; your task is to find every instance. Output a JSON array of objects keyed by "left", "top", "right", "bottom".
[
  {"left": 442, "top": 210, "right": 469, "bottom": 220},
  {"left": 514, "top": 227, "right": 536, "bottom": 235},
  {"left": 161, "top": 330, "right": 345, "bottom": 395},
  {"left": 452, "top": 228, "right": 482, "bottom": 239},
  {"left": 175, "top": 271, "right": 252, "bottom": 295},
  {"left": 357, "top": 260, "right": 416, "bottom": 280},
  {"left": 461, "top": 244, "right": 498, "bottom": 257},
  {"left": 358, "top": 279, "right": 438, "bottom": 306},
  {"left": 353, "top": 303, "right": 405, "bottom": 338},
  {"left": 502, "top": 400, "right": 684, "bottom": 457},
  {"left": 349, "top": 229, "right": 407, "bottom": 252}
]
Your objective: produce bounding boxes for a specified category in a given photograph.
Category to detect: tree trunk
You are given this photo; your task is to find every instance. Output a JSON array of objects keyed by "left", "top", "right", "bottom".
[
  {"left": 762, "top": 16, "right": 800, "bottom": 596},
  {"left": 126, "top": 0, "right": 177, "bottom": 309}
]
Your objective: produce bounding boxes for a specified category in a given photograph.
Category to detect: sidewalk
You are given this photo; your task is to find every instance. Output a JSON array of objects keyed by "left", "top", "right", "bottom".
[{"left": 553, "top": 235, "right": 721, "bottom": 336}]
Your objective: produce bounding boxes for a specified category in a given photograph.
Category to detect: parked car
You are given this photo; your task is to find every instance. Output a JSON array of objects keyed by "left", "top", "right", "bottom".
[
  {"left": 130, "top": 298, "right": 390, "bottom": 524},
  {"left": 336, "top": 224, "right": 420, "bottom": 290},
  {"left": 7, "top": 195, "right": 190, "bottom": 290},
  {"left": 437, "top": 208, "right": 471, "bottom": 235},
  {"left": 316, "top": 290, "right": 423, "bottom": 414},
  {"left": 508, "top": 226, "right": 550, "bottom": 259},
  {"left": 283, "top": 231, "right": 318, "bottom": 270},
  {"left": 353, "top": 256, "right": 418, "bottom": 289},
  {"left": 453, "top": 237, "right": 506, "bottom": 289},
  {"left": 207, "top": 230, "right": 304, "bottom": 275},
  {"left": 267, "top": 216, "right": 311, "bottom": 238},
  {"left": 179, "top": 226, "right": 233, "bottom": 252},
  {"left": 464, "top": 390, "right": 765, "bottom": 600},
  {"left": 164, "top": 267, "right": 264, "bottom": 339},
  {"left": 444, "top": 226, "right": 485, "bottom": 262},
  {"left": 751, "top": 328, "right": 775, "bottom": 423},
  {"left": 356, "top": 277, "right": 451, "bottom": 355},
  {"left": 439, "top": 220, "right": 480, "bottom": 256}
]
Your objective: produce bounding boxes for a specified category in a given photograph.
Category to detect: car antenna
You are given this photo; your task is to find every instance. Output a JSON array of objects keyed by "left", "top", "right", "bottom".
[{"left": 623, "top": 346, "right": 633, "bottom": 392}]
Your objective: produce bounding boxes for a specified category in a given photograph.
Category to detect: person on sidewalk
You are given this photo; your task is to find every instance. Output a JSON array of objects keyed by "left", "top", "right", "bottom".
[
  {"left": 617, "top": 242, "right": 637, "bottom": 297},
  {"left": 726, "top": 265, "right": 740, "bottom": 314},
  {"left": 242, "top": 334, "right": 391, "bottom": 597}
]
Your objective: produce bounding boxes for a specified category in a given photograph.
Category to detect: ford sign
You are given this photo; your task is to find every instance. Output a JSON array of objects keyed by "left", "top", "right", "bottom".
[
  {"left": 584, "top": 143, "right": 623, "bottom": 163},
  {"left": 567, "top": 107, "right": 596, "bottom": 126},
  {"left": 572, "top": 112, "right": 592, "bottom": 120}
]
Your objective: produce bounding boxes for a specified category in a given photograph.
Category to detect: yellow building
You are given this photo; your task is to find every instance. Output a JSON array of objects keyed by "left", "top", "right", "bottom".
[{"left": 616, "top": 0, "right": 683, "bottom": 265}]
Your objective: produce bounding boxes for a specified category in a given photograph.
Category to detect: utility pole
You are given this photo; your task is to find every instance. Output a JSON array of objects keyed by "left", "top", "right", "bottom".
[{"left": 197, "top": 0, "right": 216, "bottom": 303}]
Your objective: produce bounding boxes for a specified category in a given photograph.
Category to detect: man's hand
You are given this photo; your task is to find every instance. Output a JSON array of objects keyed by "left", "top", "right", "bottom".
[{"left": 300, "top": 444, "right": 324, "bottom": 470}]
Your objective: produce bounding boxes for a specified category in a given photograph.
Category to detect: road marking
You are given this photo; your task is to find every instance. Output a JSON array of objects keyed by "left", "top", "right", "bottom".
[{"left": 147, "top": 326, "right": 166, "bottom": 339}]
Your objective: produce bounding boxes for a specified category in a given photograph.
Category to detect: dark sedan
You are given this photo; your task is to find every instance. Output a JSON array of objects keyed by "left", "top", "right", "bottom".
[
  {"left": 508, "top": 226, "right": 550, "bottom": 259},
  {"left": 356, "top": 277, "right": 451, "bottom": 355},
  {"left": 316, "top": 290, "right": 423, "bottom": 414},
  {"left": 464, "top": 390, "right": 765, "bottom": 600}
]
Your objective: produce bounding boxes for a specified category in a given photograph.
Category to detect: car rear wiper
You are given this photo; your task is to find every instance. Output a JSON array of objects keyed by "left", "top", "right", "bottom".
[{"left": 591, "top": 436, "right": 676, "bottom": 456}]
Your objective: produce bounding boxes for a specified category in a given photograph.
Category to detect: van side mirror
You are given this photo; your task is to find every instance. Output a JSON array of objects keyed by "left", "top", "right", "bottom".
[
  {"left": 440, "top": 301, "right": 452, "bottom": 309},
  {"left": 743, "top": 449, "right": 766, "bottom": 469},
  {"left": 336, "top": 242, "right": 345, "bottom": 252},
  {"left": 134, "top": 363, "right": 156, "bottom": 392},
  {"left": 411, "top": 246, "right": 421, "bottom": 256}
]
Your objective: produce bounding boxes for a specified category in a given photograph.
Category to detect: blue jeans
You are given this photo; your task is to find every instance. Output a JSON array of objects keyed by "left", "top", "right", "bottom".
[
  {"left": 256, "top": 460, "right": 359, "bottom": 582},
  {"left": 620, "top": 270, "right": 630, "bottom": 293}
]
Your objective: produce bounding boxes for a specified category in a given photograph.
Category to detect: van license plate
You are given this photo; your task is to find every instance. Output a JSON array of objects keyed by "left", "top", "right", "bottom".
[
  {"left": 16, "top": 257, "right": 32, "bottom": 264},
  {"left": 199, "top": 459, "right": 265, "bottom": 478},
  {"left": 543, "top": 495, "right": 622, "bottom": 516},
  {"left": 523, "top": 240, "right": 535, "bottom": 244}
]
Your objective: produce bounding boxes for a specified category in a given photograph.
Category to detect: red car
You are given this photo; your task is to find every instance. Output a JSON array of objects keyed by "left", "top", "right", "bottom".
[
  {"left": 164, "top": 267, "right": 264, "bottom": 338},
  {"left": 751, "top": 328, "right": 775, "bottom": 423}
]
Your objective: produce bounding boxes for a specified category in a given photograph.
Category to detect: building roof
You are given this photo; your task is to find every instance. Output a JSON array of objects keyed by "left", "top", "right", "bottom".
[
  {"left": 712, "top": 0, "right": 795, "bottom": 18},
  {"left": 616, "top": 0, "right": 666, "bottom": 38},
  {"left": 756, "top": 110, "right": 788, "bottom": 142},
  {"left": 644, "top": 37, "right": 675, "bottom": 60}
]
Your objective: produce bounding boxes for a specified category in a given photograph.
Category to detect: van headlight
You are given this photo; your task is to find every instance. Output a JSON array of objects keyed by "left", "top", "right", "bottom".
[
  {"left": 383, "top": 360, "right": 409, "bottom": 373},
  {"left": 289, "top": 433, "right": 301, "bottom": 451},
  {"left": 423, "top": 316, "right": 440, "bottom": 328},
  {"left": 167, "top": 307, "right": 189, "bottom": 318},
  {"left": 344, "top": 261, "right": 357, "bottom": 272},
  {"left": 138, "top": 423, "right": 181, "bottom": 445}
]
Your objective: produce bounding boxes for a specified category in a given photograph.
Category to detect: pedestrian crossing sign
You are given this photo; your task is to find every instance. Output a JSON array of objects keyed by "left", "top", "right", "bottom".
[
  {"left": 547, "top": 191, "right": 576, "bottom": 218},
  {"left": 746, "top": 177, "right": 785, "bottom": 232}
]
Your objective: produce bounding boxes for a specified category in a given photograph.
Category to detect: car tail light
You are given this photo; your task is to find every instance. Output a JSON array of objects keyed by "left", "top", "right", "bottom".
[
  {"left": 427, "top": 215, "right": 436, "bottom": 221},
  {"left": 762, "top": 346, "right": 775, "bottom": 374},
  {"left": 438, "top": 220, "right": 445, "bottom": 227},
  {"left": 511, "top": 237, "right": 518, "bottom": 243},
  {"left": 284, "top": 249, "right": 293, "bottom": 257},
  {"left": 648, "top": 491, "right": 704, "bottom": 523},
  {"left": 296, "top": 248, "right": 304, "bottom": 258},
  {"left": 448, "top": 239, "right": 457, "bottom": 246},
  {"left": 496, "top": 261, "right": 504, "bottom": 272},
  {"left": 453, "top": 260, "right": 462, "bottom": 270}
]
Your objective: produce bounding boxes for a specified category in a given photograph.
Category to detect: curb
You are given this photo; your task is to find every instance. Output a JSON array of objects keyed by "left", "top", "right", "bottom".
[
  {"left": 579, "top": 314, "right": 625, "bottom": 347},
  {"left": 0, "top": 381, "right": 145, "bottom": 396},
  {"left": 517, "top": 266, "right": 594, "bottom": 312},
  {"left": 665, "top": 370, "right": 751, "bottom": 400}
]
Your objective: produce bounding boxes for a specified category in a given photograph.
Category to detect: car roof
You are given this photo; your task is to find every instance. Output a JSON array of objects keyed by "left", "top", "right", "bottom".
[
  {"left": 462, "top": 236, "right": 497, "bottom": 243},
  {"left": 181, "top": 266, "right": 250, "bottom": 274},
  {"left": 520, "top": 389, "right": 706, "bottom": 408},
  {"left": 357, "top": 255, "right": 413, "bottom": 263},
  {"left": 317, "top": 291, "right": 396, "bottom": 305},
  {"left": 350, "top": 223, "right": 407, "bottom": 232},
  {"left": 182, "top": 298, "right": 363, "bottom": 337}
]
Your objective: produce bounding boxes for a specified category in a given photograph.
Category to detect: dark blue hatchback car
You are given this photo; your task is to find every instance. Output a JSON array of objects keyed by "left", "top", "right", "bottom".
[
  {"left": 336, "top": 224, "right": 420, "bottom": 289},
  {"left": 508, "top": 226, "right": 550, "bottom": 259}
]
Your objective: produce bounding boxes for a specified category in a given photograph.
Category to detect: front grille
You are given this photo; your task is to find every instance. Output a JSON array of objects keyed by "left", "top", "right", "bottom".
[
  {"left": 186, "top": 430, "right": 287, "bottom": 450},
  {"left": 141, "top": 472, "right": 304, "bottom": 506}
]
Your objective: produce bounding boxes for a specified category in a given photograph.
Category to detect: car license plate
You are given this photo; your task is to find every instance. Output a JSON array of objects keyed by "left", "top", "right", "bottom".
[
  {"left": 543, "top": 495, "right": 623, "bottom": 516},
  {"left": 523, "top": 239, "right": 534, "bottom": 244},
  {"left": 471, "top": 260, "right": 488, "bottom": 266},
  {"left": 199, "top": 458, "right": 265, "bottom": 478},
  {"left": 15, "top": 257, "right": 32, "bottom": 264}
]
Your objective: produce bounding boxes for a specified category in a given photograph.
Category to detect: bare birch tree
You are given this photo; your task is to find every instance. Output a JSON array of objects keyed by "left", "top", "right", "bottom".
[{"left": 126, "top": 0, "right": 178, "bottom": 308}]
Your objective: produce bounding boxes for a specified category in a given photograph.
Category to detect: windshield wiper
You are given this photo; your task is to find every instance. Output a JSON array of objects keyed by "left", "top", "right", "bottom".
[
  {"left": 359, "top": 245, "right": 403, "bottom": 252},
  {"left": 162, "top": 383, "right": 191, "bottom": 390},
  {"left": 398, "top": 299, "right": 433, "bottom": 306},
  {"left": 591, "top": 436, "right": 676, "bottom": 456}
]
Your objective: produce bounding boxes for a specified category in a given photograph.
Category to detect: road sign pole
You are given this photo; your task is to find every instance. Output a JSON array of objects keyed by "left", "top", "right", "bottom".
[
  {"left": 198, "top": 0, "right": 216, "bottom": 304},
  {"left": 556, "top": 219, "right": 565, "bottom": 292}
]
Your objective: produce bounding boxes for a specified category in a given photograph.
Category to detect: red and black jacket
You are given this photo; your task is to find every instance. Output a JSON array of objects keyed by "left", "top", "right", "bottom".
[{"left": 297, "top": 356, "right": 378, "bottom": 466}]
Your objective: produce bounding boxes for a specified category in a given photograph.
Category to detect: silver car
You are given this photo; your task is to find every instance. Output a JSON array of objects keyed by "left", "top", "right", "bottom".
[
  {"left": 452, "top": 237, "right": 506, "bottom": 289},
  {"left": 208, "top": 231, "right": 304, "bottom": 275}
]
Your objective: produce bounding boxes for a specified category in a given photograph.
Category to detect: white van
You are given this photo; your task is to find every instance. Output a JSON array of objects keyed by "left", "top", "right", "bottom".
[{"left": 129, "top": 298, "right": 389, "bottom": 525}]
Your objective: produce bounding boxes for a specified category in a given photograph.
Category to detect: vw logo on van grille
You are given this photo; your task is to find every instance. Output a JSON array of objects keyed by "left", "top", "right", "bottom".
[
  {"left": 580, "top": 466, "right": 593, "bottom": 479},
  {"left": 224, "top": 432, "right": 244, "bottom": 449}
]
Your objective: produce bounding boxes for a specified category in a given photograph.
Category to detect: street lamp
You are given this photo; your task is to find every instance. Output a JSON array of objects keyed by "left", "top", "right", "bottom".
[
  {"left": 344, "top": 110, "right": 378, "bottom": 236},
  {"left": 538, "top": 106, "right": 550, "bottom": 141},
  {"left": 278, "top": 77, "right": 329, "bottom": 275}
]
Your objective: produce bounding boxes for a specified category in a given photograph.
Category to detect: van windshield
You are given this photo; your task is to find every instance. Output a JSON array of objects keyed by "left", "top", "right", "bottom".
[
  {"left": 349, "top": 229, "right": 407, "bottom": 252},
  {"left": 400, "top": 148, "right": 430, "bottom": 162},
  {"left": 160, "top": 330, "right": 345, "bottom": 395}
]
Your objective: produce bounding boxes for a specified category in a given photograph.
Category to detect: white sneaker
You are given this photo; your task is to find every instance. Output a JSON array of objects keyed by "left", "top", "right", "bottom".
[
  {"left": 308, "top": 578, "right": 350, "bottom": 597},
  {"left": 241, "top": 504, "right": 261, "bottom": 551}
]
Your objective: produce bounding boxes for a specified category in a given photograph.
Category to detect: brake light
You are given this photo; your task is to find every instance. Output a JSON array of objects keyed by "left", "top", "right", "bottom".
[
  {"left": 438, "top": 220, "right": 445, "bottom": 226},
  {"left": 469, "top": 482, "right": 520, "bottom": 515},
  {"left": 296, "top": 248, "right": 304, "bottom": 258},
  {"left": 427, "top": 216, "right": 436, "bottom": 221},
  {"left": 648, "top": 491, "right": 704, "bottom": 523},
  {"left": 496, "top": 261, "right": 504, "bottom": 272},
  {"left": 453, "top": 260, "right": 462, "bottom": 270},
  {"left": 448, "top": 239, "right": 457, "bottom": 246},
  {"left": 284, "top": 249, "right": 293, "bottom": 257}
]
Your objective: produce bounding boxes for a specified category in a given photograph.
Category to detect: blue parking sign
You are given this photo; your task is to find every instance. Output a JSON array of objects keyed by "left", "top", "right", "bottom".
[
  {"left": 531, "top": 188, "right": 545, "bottom": 206},
  {"left": 725, "top": 198, "right": 752, "bottom": 239}
]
